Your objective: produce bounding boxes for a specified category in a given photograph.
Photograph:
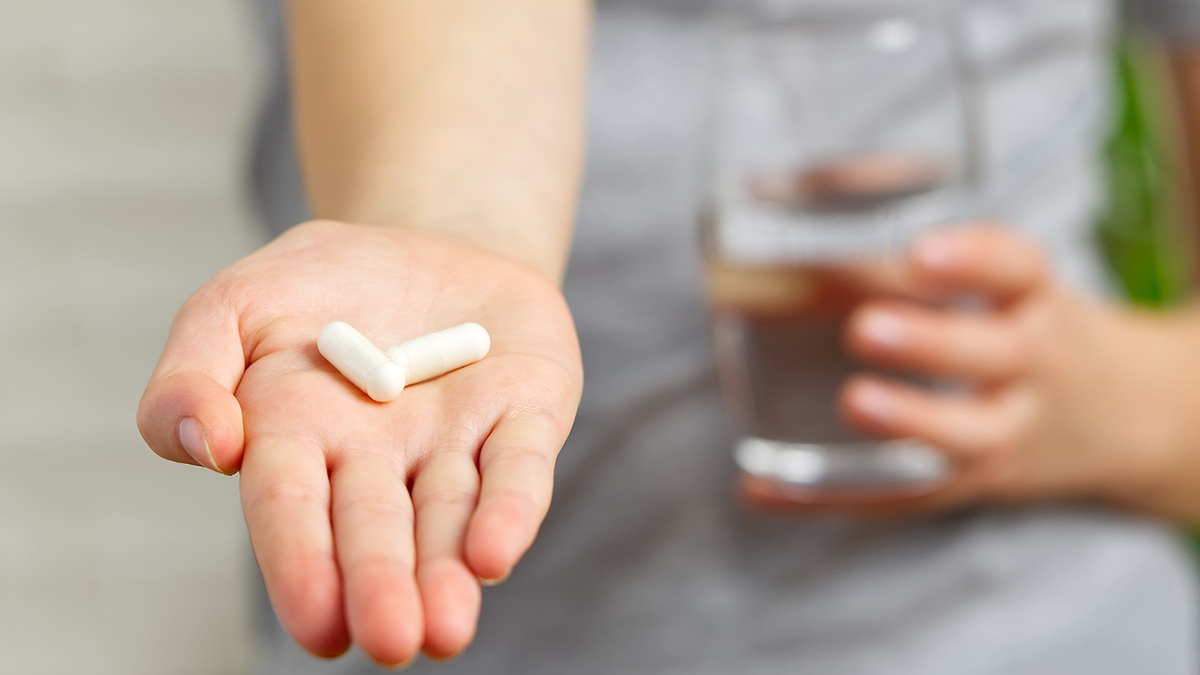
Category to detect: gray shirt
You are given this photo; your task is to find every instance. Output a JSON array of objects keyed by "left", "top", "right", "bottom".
[{"left": 250, "top": 1, "right": 1200, "bottom": 673}]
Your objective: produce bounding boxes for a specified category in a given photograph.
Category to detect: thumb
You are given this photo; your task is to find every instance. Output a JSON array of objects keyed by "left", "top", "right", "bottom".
[{"left": 137, "top": 289, "right": 246, "bottom": 474}]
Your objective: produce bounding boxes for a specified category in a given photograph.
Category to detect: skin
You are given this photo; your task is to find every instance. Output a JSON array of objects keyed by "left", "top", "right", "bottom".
[
  {"left": 143, "top": 222, "right": 584, "bottom": 662},
  {"left": 138, "top": 0, "right": 588, "bottom": 667},
  {"left": 744, "top": 48, "right": 1200, "bottom": 520},
  {"left": 138, "top": 2, "right": 1200, "bottom": 667},
  {"left": 742, "top": 227, "right": 1200, "bottom": 522},
  {"left": 286, "top": 0, "right": 586, "bottom": 281}
]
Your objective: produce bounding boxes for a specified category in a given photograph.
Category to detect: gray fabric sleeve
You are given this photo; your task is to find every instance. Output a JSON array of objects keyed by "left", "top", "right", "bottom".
[
  {"left": 244, "top": 0, "right": 312, "bottom": 236},
  {"left": 1130, "top": 0, "right": 1200, "bottom": 42}
]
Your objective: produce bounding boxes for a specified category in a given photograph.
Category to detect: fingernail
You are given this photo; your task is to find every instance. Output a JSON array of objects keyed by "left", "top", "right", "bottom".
[
  {"left": 858, "top": 310, "right": 907, "bottom": 349},
  {"left": 479, "top": 570, "right": 511, "bottom": 587},
  {"left": 852, "top": 382, "right": 897, "bottom": 422},
  {"left": 425, "top": 647, "right": 466, "bottom": 663},
  {"left": 178, "top": 417, "right": 222, "bottom": 473},
  {"left": 379, "top": 654, "right": 419, "bottom": 671},
  {"left": 913, "top": 236, "right": 956, "bottom": 271}
]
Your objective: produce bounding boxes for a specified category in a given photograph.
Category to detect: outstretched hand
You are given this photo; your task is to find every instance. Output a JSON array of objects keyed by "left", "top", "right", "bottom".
[{"left": 137, "top": 221, "right": 583, "bottom": 665}]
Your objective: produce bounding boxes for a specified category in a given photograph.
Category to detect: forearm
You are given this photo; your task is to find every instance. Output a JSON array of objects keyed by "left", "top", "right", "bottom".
[
  {"left": 1103, "top": 303, "right": 1200, "bottom": 524},
  {"left": 286, "top": 0, "right": 590, "bottom": 281},
  {"left": 1125, "top": 50, "right": 1200, "bottom": 521}
]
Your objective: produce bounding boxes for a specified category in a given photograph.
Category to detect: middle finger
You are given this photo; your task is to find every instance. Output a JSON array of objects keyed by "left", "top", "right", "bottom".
[
  {"left": 847, "top": 301, "right": 1026, "bottom": 382},
  {"left": 331, "top": 450, "right": 423, "bottom": 668}
]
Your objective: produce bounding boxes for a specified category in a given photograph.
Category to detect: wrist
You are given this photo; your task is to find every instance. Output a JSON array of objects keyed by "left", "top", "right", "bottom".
[
  {"left": 1102, "top": 303, "right": 1200, "bottom": 523},
  {"left": 406, "top": 216, "right": 570, "bottom": 285},
  {"left": 317, "top": 208, "right": 571, "bottom": 285}
]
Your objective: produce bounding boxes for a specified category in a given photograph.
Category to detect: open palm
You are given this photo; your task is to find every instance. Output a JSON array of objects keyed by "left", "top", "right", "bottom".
[{"left": 137, "top": 221, "right": 582, "bottom": 665}]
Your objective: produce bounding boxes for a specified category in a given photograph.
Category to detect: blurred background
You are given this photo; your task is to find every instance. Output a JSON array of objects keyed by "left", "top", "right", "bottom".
[
  {"left": 0, "top": 1, "right": 1194, "bottom": 674},
  {"left": 0, "top": 1, "right": 259, "bottom": 673}
]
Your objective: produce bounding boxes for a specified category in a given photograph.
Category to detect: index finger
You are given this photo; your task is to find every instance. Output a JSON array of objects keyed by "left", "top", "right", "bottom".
[
  {"left": 910, "top": 226, "right": 1048, "bottom": 302},
  {"left": 136, "top": 287, "right": 246, "bottom": 473}
]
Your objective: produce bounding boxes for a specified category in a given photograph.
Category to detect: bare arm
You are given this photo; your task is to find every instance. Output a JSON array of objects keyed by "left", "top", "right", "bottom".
[
  {"left": 745, "top": 46, "right": 1200, "bottom": 524},
  {"left": 288, "top": 0, "right": 590, "bottom": 280},
  {"left": 138, "top": 1, "right": 591, "bottom": 665}
]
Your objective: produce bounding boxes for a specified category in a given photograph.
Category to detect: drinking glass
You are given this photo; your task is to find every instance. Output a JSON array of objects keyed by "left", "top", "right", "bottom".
[{"left": 703, "top": 10, "right": 975, "bottom": 498}]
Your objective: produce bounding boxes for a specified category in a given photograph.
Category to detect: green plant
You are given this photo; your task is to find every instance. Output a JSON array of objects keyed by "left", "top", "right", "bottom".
[{"left": 1096, "top": 36, "right": 1192, "bottom": 306}]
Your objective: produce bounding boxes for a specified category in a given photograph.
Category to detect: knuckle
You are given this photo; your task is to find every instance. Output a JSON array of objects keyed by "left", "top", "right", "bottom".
[
  {"left": 252, "top": 479, "right": 327, "bottom": 512},
  {"left": 484, "top": 485, "right": 550, "bottom": 519},
  {"left": 351, "top": 552, "right": 409, "bottom": 576},
  {"left": 415, "top": 486, "right": 479, "bottom": 513},
  {"left": 504, "top": 390, "right": 573, "bottom": 430},
  {"left": 175, "top": 276, "right": 244, "bottom": 336},
  {"left": 414, "top": 457, "right": 480, "bottom": 494},
  {"left": 480, "top": 442, "right": 553, "bottom": 474},
  {"left": 505, "top": 398, "right": 560, "bottom": 423},
  {"left": 336, "top": 493, "right": 412, "bottom": 522},
  {"left": 415, "top": 439, "right": 478, "bottom": 470}
]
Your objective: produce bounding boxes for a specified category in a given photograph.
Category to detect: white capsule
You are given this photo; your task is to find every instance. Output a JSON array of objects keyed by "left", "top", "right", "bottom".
[
  {"left": 317, "top": 322, "right": 407, "bottom": 402},
  {"left": 386, "top": 322, "right": 491, "bottom": 385}
]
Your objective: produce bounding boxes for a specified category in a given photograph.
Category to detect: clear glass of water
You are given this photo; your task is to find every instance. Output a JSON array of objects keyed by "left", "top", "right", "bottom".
[{"left": 703, "top": 11, "right": 975, "bottom": 498}]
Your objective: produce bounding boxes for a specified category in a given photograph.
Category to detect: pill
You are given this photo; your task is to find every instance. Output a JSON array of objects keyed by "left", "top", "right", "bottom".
[
  {"left": 386, "top": 322, "right": 491, "bottom": 385},
  {"left": 317, "top": 322, "right": 406, "bottom": 402}
]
